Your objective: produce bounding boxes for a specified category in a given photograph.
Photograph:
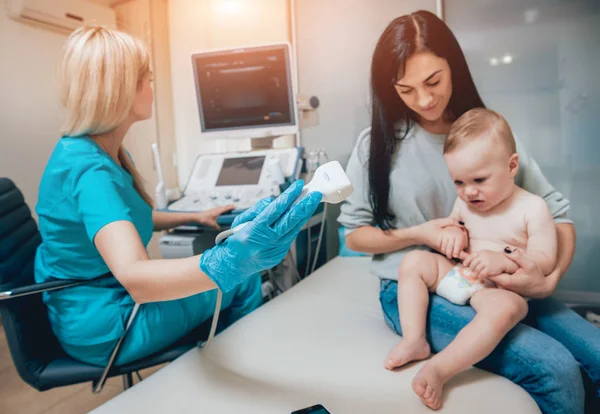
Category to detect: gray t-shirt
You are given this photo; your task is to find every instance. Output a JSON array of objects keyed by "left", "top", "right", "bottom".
[{"left": 337, "top": 123, "right": 572, "bottom": 280}]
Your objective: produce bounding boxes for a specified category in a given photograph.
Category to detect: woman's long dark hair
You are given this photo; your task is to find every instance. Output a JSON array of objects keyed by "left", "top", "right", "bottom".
[{"left": 369, "top": 10, "right": 485, "bottom": 230}]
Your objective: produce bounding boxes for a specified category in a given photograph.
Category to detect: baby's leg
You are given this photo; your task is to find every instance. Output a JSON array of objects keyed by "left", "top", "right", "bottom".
[
  {"left": 385, "top": 251, "right": 454, "bottom": 370},
  {"left": 412, "top": 288, "right": 528, "bottom": 410}
]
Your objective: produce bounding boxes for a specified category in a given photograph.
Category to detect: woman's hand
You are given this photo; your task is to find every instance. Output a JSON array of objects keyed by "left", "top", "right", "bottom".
[
  {"left": 199, "top": 181, "right": 322, "bottom": 292},
  {"left": 488, "top": 249, "right": 554, "bottom": 299},
  {"left": 415, "top": 217, "right": 461, "bottom": 252},
  {"left": 195, "top": 205, "right": 235, "bottom": 230}
]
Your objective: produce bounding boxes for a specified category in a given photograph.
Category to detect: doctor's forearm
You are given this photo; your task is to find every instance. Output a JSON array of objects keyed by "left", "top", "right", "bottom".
[
  {"left": 544, "top": 223, "right": 576, "bottom": 296},
  {"left": 152, "top": 211, "right": 196, "bottom": 231},
  {"left": 345, "top": 225, "right": 419, "bottom": 255},
  {"left": 95, "top": 221, "right": 217, "bottom": 303},
  {"left": 122, "top": 255, "right": 217, "bottom": 303}
]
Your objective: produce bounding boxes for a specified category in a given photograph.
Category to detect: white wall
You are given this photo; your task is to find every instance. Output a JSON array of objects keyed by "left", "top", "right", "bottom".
[
  {"left": 295, "top": 0, "right": 437, "bottom": 165},
  {"left": 294, "top": 0, "right": 437, "bottom": 258},
  {"left": 0, "top": 12, "right": 68, "bottom": 213},
  {"left": 168, "top": 0, "right": 291, "bottom": 185}
]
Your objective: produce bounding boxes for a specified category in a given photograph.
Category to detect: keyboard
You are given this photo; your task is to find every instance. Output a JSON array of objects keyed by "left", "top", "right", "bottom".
[{"left": 167, "top": 188, "right": 270, "bottom": 213}]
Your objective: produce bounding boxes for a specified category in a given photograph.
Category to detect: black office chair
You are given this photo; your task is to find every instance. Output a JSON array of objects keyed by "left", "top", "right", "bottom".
[{"left": 0, "top": 177, "right": 219, "bottom": 393}]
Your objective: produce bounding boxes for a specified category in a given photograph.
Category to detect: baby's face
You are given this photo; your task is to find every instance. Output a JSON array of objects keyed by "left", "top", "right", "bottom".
[{"left": 444, "top": 138, "right": 518, "bottom": 212}]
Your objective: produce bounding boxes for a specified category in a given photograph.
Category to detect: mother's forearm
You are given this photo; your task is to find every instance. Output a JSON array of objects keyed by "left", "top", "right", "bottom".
[
  {"left": 345, "top": 225, "right": 419, "bottom": 255},
  {"left": 544, "top": 223, "right": 576, "bottom": 295}
]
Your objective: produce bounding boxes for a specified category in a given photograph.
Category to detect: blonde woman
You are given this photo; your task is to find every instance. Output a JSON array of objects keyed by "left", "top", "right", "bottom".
[{"left": 34, "top": 26, "right": 321, "bottom": 366}]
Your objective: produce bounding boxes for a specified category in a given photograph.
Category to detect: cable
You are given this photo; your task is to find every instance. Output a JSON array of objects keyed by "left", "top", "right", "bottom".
[
  {"left": 286, "top": 249, "right": 302, "bottom": 283},
  {"left": 267, "top": 269, "right": 286, "bottom": 295},
  {"left": 304, "top": 226, "right": 311, "bottom": 279},
  {"left": 310, "top": 203, "right": 327, "bottom": 275},
  {"left": 198, "top": 289, "right": 222, "bottom": 349},
  {"left": 265, "top": 254, "right": 299, "bottom": 299}
]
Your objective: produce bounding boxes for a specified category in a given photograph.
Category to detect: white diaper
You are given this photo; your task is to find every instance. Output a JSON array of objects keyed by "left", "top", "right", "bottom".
[{"left": 436, "top": 264, "right": 484, "bottom": 305}]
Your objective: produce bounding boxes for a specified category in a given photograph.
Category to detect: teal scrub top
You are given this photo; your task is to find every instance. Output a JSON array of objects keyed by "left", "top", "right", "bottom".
[{"left": 34, "top": 136, "right": 153, "bottom": 347}]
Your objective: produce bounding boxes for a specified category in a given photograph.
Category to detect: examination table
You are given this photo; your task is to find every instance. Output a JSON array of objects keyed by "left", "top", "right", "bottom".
[{"left": 91, "top": 257, "right": 540, "bottom": 413}]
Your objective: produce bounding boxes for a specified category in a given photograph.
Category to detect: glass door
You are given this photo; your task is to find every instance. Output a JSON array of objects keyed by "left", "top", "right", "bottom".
[{"left": 446, "top": 0, "right": 600, "bottom": 296}]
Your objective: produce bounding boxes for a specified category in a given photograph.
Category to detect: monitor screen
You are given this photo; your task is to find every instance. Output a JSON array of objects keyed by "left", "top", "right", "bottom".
[
  {"left": 215, "top": 156, "right": 266, "bottom": 186},
  {"left": 192, "top": 44, "right": 296, "bottom": 136}
]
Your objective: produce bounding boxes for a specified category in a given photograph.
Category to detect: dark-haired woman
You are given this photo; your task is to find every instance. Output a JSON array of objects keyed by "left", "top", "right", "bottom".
[{"left": 338, "top": 10, "right": 599, "bottom": 414}]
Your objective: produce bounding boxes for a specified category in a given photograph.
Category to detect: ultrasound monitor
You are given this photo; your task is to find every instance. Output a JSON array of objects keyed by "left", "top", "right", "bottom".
[
  {"left": 215, "top": 156, "right": 266, "bottom": 186},
  {"left": 191, "top": 43, "right": 298, "bottom": 140}
]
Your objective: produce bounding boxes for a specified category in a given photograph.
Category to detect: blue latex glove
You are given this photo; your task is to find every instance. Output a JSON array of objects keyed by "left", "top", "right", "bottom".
[
  {"left": 230, "top": 197, "right": 274, "bottom": 228},
  {"left": 199, "top": 180, "right": 322, "bottom": 292}
]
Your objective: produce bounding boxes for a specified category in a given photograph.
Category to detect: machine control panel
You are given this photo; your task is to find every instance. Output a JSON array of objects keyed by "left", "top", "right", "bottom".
[{"left": 167, "top": 147, "right": 301, "bottom": 213}]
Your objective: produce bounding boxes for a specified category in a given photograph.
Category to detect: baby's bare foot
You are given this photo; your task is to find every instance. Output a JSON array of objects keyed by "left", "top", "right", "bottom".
[
  {"left": 411, "top": 362, "right": 447, "bottom": 410},
  {"left": 384, "top": 337, "right": 430, "bottom": 370}
]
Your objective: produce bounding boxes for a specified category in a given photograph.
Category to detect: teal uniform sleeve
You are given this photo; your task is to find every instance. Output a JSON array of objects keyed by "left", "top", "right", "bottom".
[{"left": 73, "top": 163, "right": 134, "bottom": 243}]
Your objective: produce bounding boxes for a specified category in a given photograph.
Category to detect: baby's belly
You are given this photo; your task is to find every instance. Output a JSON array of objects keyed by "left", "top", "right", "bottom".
[{"left": 469, "top": 239, "right": 518, "bottom": 253}]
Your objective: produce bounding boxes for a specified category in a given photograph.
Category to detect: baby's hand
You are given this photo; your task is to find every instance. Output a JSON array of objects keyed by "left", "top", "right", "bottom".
[
  {"left": 439, "top": 225, "right": 468, "bottom": 260},
  {"left": 463, "top": 250, "right": 511, "bottom": 280}
]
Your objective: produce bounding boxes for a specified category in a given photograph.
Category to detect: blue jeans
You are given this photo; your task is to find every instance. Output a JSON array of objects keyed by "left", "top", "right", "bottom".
[{"left": 380, "top": 280, "right": 600, "bottom": 414}]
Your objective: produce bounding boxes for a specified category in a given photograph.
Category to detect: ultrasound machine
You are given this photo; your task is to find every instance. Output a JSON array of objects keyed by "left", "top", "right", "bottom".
[
  {"left": 166, "top": 42, "right": 302, "bottom": 214},
  {"left": 158, "top": 43, "right": 324, "bottom": 292}
]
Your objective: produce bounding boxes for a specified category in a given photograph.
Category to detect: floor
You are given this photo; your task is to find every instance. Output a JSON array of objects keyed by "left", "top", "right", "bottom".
[{"left": 0, "top": 321, "right": 166, "bottom": 414}]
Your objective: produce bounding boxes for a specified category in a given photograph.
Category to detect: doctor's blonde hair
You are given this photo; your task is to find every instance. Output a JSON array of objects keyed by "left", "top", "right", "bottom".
[{"left": 59, "top": 25, "right": 153, "bottom": 205}]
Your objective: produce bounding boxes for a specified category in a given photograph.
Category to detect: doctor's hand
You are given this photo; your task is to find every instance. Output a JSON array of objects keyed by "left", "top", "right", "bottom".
[
  {"left": 229, "top": 197, "right": 273, "bottom": 228},
  {"left": 195, "top": 205, "right": 236, "bottom": 230},
  {"left": 199, "top": 180, "right": 322, "bottom": 292}
]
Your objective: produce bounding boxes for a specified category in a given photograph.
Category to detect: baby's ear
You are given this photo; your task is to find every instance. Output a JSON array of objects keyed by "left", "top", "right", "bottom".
[{"left": 508, "top": 153, "right": 519, "bottom": 177}]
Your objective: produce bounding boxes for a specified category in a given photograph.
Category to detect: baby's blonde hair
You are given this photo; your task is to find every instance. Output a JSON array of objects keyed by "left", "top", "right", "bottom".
[
  {"left": 59, "top": 26, "right": 152, "bottom": 205},
  {"left": 444, "top": 108, "right": 516, "bottom": 156}
]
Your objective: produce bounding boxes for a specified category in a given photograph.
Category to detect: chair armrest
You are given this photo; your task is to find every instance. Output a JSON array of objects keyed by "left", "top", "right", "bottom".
[{"left": 0, "top": 273, "right": 112, "bottom": 301}]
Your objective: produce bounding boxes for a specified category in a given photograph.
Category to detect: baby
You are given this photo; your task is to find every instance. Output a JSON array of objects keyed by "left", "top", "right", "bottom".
[{"left": 384, "top": 108, "right": 557, "bottom": 410}]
